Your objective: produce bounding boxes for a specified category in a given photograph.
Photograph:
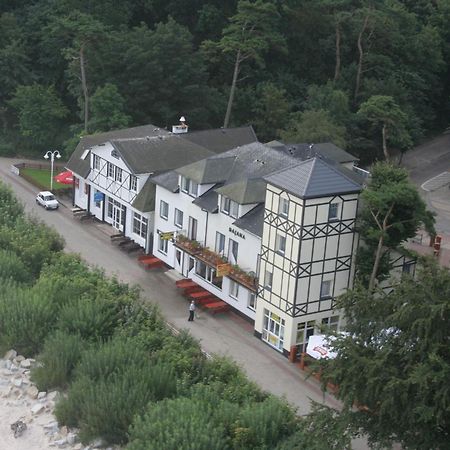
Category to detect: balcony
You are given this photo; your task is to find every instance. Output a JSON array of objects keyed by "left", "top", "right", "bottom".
[{"left": 174, "top": 234, "right": 258, "bottom": 291}]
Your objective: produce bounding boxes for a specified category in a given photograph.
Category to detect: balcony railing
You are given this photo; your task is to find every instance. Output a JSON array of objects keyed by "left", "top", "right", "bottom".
[{"left": 174, "top": 234, "right": 258, "bottom": 291}]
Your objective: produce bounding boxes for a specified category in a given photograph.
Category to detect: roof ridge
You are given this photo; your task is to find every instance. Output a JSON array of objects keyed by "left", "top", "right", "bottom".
[{"left": 314, "top": 156, "right": 360, "bottom": 187}]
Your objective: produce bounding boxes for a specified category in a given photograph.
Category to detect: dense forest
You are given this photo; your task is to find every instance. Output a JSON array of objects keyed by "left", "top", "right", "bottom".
[{"left": 0, "top": 0, "right": 449, "bottom": 164}]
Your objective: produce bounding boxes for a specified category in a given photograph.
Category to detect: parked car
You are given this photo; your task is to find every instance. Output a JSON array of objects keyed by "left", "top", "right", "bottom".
[{"left": 36, "top": 191, "right": 59, "bottom": 210}]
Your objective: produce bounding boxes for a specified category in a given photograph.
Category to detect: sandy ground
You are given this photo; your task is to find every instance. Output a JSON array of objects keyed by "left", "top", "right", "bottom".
[{"left": 0, "top": 351, "right": 104, "bottom": 450}]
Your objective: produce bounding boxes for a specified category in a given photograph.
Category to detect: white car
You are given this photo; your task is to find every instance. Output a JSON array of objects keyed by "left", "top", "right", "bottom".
[{"left": 36, "top": 191, "right": 59, "bottom": 210}]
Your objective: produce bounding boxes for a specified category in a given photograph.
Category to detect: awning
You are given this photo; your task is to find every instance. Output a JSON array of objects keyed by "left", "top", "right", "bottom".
[
  {"left": 306, "top": 335, "right": 338, "bottom": 360},
  {"left": 54, "top": 170, "right": 74, "bottom": 185}
]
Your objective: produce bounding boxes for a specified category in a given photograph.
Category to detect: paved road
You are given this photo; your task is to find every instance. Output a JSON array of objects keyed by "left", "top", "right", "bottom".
[{"left": 0, "top": 159, "right": 347, "bottom": 412}]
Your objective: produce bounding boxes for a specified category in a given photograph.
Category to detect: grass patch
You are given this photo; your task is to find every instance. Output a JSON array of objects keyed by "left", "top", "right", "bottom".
[{"left": 21, "top": 167, "right": 68, "bottom": 191}]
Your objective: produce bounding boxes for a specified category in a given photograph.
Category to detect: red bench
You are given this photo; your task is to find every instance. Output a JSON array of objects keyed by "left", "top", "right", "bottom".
[{"left": 202, "top": 301, "right": 230, "bottom": 314}]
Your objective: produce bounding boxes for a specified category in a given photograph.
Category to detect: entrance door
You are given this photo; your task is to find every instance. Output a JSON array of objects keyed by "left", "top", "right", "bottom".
[
  {"left": 112, "top": 203, "right": 122, "bottom": 230},
  {"left": 174, "top": 249, "right": 183, "bottom": 273}
]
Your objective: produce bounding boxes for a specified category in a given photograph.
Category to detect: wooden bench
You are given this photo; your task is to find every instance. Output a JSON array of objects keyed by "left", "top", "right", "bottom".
[
  {"left": 189, "top": 291, "right": 215, "bottom": 300},
  {"left": 202, "top": 301, "right": 230, "bottom": 314}
]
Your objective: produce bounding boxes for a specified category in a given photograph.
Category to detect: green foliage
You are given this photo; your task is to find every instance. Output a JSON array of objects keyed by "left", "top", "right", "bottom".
[
  {"left": 0, "top": 249, "right": 31, "bottom": 284},
  {"left": 321, "top": 259, "right": 450, "bottom": 449},
  {"left": 127, "top": 396, "right": 231, "bottom": 450},
  {"left": 281, "top": 110, "right": 347, "bottom": 148},
  {"left": 0, "top": 286, "right": 57, "bottom": 356},
  {"left": 89, "top": 83, "right": 131, "bottom": 132},
  {"left": 31, "top": 330, "right": 86, "bottom": 390},
  {"left": 0, "top": 181, "right": 24, "bottom": 227},
  {"left": 8, "top": 83, "right": 68, "bottom": 149}
]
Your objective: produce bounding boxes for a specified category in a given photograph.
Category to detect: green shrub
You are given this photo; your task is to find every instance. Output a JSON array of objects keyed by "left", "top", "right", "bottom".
[
  {"left": 0, "top": 249, "right": 32, "bottom": 284},
  {"left": 0, "top": 182, "right": 24, "bottom": 226},
  {"left": 31, "top": 331, "right": 87, "bottom": 390},
  {"left": 232, "top": 397, "right": 297, "bottom": 450},
  {"left": 57, "top": 297, "right": 119, "bottom": 341},
  {"left": 127, "top": 397, "right": 230, "bottom": 450},
  {"left": 0, "top": 287, "right": 56, "bottom": 356},
  {"left": 57, "top": 363, "right": 177, "bottom": 444}
]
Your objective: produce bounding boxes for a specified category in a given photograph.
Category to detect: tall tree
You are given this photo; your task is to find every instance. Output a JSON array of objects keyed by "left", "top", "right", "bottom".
[
  {"left": 358, "top": 95, "right": 412, "bottom": 161},
  {"left": 356, "top": 162, "right": 434, "bottom": 290},
  {"left": 321, "top": 259, "right": 450, "bottom": 449},
  {"left": 204, "top": 0, "right": 285, "bottom": 128}
]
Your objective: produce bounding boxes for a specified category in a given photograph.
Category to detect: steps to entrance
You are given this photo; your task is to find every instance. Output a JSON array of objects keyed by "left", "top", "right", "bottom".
[
  {"left": 202, "top": 300, "right": 230, "bottom": 314},
  {"left": 138, "top": 255, "right": 165, "bottom": 270}
]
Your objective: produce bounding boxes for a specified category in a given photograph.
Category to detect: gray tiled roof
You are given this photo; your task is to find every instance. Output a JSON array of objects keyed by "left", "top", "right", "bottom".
[
  {"left": 192, "top": 186, "right": 221, "bottom": 212},
  {"left": 215, "top": 179, "right": 267, "bottom": 205},
  {"left": 265, "top": 157, "right": 362, "bottom": 199},
  {"left": 131, "top": 179, "right": 156, "bottom": 212},
  {"left": 233, "top": 204, "right": 265, "bottom": 237},
  {"left": 149, "top": 171, "right": 179, "bottom": 193},
  {"left": 177, "top": 156, "right": 236, "bottom": 184},
  {"left": 66, "top": 124, "right": 167, "bottom": 177}
]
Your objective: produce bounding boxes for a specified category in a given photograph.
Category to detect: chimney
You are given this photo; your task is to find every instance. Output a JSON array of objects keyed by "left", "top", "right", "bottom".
[{"left": 172, "top": 116, "right": 188, "bottom": 134}]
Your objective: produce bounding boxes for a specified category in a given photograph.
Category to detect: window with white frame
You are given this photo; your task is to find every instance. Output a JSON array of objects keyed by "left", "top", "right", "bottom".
[
  {"left": 229, "top": 280, "right": 239, "bottom": 298},
  {"left": 133, "top": 212, "right": 148, "bottom": 238},
  {"left": 278, "top": 197, "right": 289, "bottom": 218},
  {"left": 115, "top": 167, "right": 122, "bottom": 182},
  {"left": 221, "top": 196, "right": 239, "bottom": 218},
  {"left": 265, "top": 270, "right": 273, "bottom": 290},
  {"left": 181, "top": 177, "right": 198, "bottom": 197},
  {"left": 262, "top": 309, "right": 285, "bottom": 351},
  {"left": 275, "top": 234, "right": 286, "bottom": 255},
  {"left": 195, "top": 261, "right": 222, "bottom": 289},
  {"left": 93, "top": 154, "right": 100, "bottom": 171},
  {"left": 107, "top": 162, "right": 114, "bottom": 178},
  {"left": 158, "top": 235, "right": 168, "bottom": 254},
  {"left": 322, "top": 315, "right": 339, "bottom": 332},
  {"left": 174, "top": 208, "right": 183, "bottom": 228},
  {"left": 188, "top": 216, "right": 198, "bottom": 240},
  {"left": 296, "top": 320, "right": 315, "bottom": 353},
  {"left": 94, "top": 189, "right": 101, "bottom": 208},
  {"left": 130, "top": 175, "right": 137, "bottom": 192},
  {"left": 248, "top": 292, "right": 256, "bottom": 310},
  {"left": 215, "top": 232, "right": 225, "bottom": 255},
  {"left": 228, "top": 239, "right": 238, "bottom": 264},
  {"left": 328, "top": 202, "right": 339, "bottom": 221},
  {"left": 160, "top": 200, "right": 169, "bottom": 220},
  {"left": 320, "top": 279, "right": 332, "bottom": 299}
]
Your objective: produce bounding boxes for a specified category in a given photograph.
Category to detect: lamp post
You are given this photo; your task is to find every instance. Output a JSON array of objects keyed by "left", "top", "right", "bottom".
[{"left": 43, "top": 150, "right": 61, "bottom": 191}]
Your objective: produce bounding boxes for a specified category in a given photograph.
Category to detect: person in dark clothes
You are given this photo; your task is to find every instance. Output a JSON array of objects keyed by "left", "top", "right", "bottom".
[{"left": 188, "top": 300, "right": 196, "bottom": 321}]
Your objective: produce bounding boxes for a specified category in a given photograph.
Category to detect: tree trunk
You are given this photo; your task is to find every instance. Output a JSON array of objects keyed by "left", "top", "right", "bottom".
[
  {"left": 369, "top": 233, "right": 384, "bottom": 291},
  {"left": 382, "top": 123, "right": 389, "bottom": 161},
  {"left": 80, "top": 45, "right": 89, "bottom": 133},
  {"left": 223, "top": 49, "right": 241, "bottom": 129},
  {"left": 334, "top": 22, "right": 341, "bottom": 82},
  {"left": 354, "top": 13, "right": 370, "bottom": 102}
]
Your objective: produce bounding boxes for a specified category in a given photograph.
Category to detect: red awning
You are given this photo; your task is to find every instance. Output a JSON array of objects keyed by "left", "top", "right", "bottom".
[{"left": 54, "top": 170, "right": 74, "bottom": 185}]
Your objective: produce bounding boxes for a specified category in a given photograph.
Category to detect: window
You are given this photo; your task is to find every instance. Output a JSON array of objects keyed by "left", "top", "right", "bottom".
[
  {"left": 174, "top": 208, "right": 184, "bottom": 228},
  {"left": 228, "top": 239, "right": 238, "bottom": 264},
  {"left": 107, "top": 162, "right": 114, "bottom": 178},
  {"left": 278, "top": 197, "right": 289, "bottom": 217},
  {"left": 221, "top": 197, "right": 239, "bottom": 218},
  {"left": 328, "top": 202, "right": 339, "bottom": 221},
  {"left": 265, "top": 270, "right": 273, "bottom": 290},
  {"left": 115, "top": 167, "right": 122, "bottom": 182},
  {"left": 160, "top": 200, "right": 169, "bottom": 220},
  {"left": 296, "top": 320, "right": 315, "bottom": 353},
  {"left": 181, "top": 177, "right": 198, "bottom": 197},
  {"left": 93, "top": 154, "right": 100, "bottom": 170},
  {"left": 275, "top": 234, "right": 286, "bottom": 255},
  {"left": 188, "top": 216, "right": 198, "bottom": 240},
  {"left": 262, "top": 309, "right": 285, "bottom": 351},
  {"left": 322, "top": 316, "right": 339, "bottom": 332},
  {"left": 158, "top": 235, "right": 168, "bottom": 254},
  {"left": 94, "top": 189, "right": 101, "bottom": 208},
  {"left": 320, "top": 279, "right": 332, "bottom": 299},
  {"left": 133, "top": 212, "right": 148, "bottom": 238},
  {"left": 195, "top": 261, "right": 222, "bottom": 289},
  {"left": 248, "top": 292, "right": 256, "bottom": 310},
  {"left": 130, "top": 175, "right": 137, "bottom": 192},
  {"left": 229, "top": 280, "right": 239, "bottom": 298},
  {"left": 215, "top": 232, "right": 225, "bottom": 255},
  {"left": 402, "top": 261, "right": 414, "bottom": 274}
]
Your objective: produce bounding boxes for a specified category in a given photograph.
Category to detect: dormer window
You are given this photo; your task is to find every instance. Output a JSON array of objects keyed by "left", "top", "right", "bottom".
[
  {"left": 221, "top": 196, "right": 239, "bottom": 218},
  {"left": 181, "top": 177, "right": 198, "bottom": 197}
]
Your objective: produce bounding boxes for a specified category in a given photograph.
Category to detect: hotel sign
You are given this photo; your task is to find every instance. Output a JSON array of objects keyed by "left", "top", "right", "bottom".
[
  {"left": 160, "top": 232, "right": 174, "bottom": 240},
  {"left": 229, "top": 227, "right": 245, "bottom": 239}
]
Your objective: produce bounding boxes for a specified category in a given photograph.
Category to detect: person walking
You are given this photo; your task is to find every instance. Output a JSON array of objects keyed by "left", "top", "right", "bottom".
[{"left": 188, "top": 300, "right": 196, "bottom": 321}]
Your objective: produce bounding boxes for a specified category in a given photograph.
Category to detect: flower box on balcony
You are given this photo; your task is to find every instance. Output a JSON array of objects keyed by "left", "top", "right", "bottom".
[{"left": 228, "top": 266, "right": 258, "bottom": 292}]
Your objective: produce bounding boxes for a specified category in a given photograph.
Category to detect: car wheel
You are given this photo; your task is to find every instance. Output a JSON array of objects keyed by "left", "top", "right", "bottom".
[{"left": 45, "top": 205, "right": 49, "bottom": 210}]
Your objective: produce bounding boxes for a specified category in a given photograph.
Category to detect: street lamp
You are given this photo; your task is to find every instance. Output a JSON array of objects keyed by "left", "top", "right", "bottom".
[{"left": 44, "top": 150, "right": 61, "bottom": 191}]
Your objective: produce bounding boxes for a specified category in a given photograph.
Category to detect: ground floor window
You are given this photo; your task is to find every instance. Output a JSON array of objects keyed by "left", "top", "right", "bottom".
[
  {"left": 296, "top": 320, "right": 315, "bottom": 354},
  {"left": 158, "top": 235, "right": 168, "bottom": 254},
  {"left": 195, "top": 260, "right": 222, "bottom": 289},
  {"left": 262, "top": 309, "right": 285, "bottom": 351},
  {"left": 321, "top": 315, "right": 339, "bottom": 331},
  {"left": 133, "top": 212, "right": 148, "bottom": 238},
  {"left": 229, "top": 280, "right": 239, "bottom": 299}
]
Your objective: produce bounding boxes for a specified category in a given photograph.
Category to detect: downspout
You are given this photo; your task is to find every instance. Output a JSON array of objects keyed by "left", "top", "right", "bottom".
[{"left": 203, "top": 209, "right": 209, "bottom": 247}]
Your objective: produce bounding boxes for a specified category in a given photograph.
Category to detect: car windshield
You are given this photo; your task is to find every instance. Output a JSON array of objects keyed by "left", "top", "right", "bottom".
[{"left": 44, "top": 195, "right": 55, "bottom": 201}]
